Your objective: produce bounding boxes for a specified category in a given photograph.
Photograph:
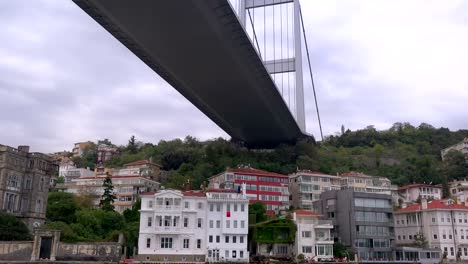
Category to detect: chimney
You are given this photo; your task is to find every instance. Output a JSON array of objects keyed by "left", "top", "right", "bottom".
[
  {"left": 18, "top": 145, "right": 30, "bottom": 153},
  {"left": 184, "top": 178, "right": 191, "bottom": 192},
  {"left": 421, "top": 198, "right": 428, "bottom": 210}
]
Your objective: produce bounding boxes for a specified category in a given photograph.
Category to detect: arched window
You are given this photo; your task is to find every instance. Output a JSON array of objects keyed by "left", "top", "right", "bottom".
[{"left": 39, "top": 177, "right": 44, "bottom": 191}]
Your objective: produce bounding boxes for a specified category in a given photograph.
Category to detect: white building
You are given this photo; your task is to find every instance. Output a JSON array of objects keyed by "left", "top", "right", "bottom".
[
  {"left": 138, "top": 187, "right": 249, "bottom": 263},
  {"left": 206, "top": 190, "right": 249, "bottom": 263},
  {"left": 394, "top": 199, "right": 468, "bottom": 261},
  {"left": 138, "top": 190, "right": 207, "bottom": 262},
  {"left": 292, "top": 210, "right": 334, "bottom": 261},
  {"left": 395, "top": 184, "right": 442, "bottom": 205},
  {"left": 450, "top": 180, "right": 468, "bottom": 203}
]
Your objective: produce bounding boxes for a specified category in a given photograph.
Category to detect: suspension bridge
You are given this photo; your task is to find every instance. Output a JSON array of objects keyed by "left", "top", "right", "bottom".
[{"left": 73, "top": 0, "right": 322, "bottom": 148}]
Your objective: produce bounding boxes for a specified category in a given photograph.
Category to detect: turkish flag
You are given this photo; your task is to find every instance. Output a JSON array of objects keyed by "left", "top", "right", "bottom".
[{"left": 227, "top": 211, "right": 231, "bottom": 217}]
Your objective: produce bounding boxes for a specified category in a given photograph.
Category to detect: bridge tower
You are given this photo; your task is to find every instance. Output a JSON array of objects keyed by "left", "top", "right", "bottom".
[{"left": 234, "top": 0, "right": 306, "bottom": 132}]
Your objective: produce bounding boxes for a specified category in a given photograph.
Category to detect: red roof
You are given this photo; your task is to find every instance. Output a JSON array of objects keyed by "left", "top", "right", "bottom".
[
  {"left": 227, "top": 167, "right": 287, "bottom": 178},
  {"left": 398, "top": 183, "right": 442, "bottom": 191},
  {"left": 182, "top": 191, "right": 206, "bottom": 197},
  {"left": 397, "top": 199, "right": 468, "bottom": 213},
  {"left": 295, "top": 209, "right": 321, "bottom": 216},
  {"left": 207, "top": 188, "right": 239, "bottom": 193},
  {"left": 124, "top": 160, "right": 161, "bottom": 167},
  {"left": 140, "top": 192, "right": 157, "bottom": 196}
]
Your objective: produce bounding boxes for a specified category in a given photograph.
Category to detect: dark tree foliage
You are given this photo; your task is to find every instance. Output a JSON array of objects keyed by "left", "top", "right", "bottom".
[
  {"left": 0, "top": 212, "right": 32, "bottom": 241},
  {"left": 100, "top": 175, "right": 116, "bottom": 211},
  {"left": 71, "top": 143, "right": 97, "bottom": 170},
  {"left": 46, "top": 192, "right": 78, "bottom": 224},
  {"left": 249, "top": 202, "right": 267, "bottom": 224},
  {"left": 127, "top": 135, "right": 138, "bottom": 154}
]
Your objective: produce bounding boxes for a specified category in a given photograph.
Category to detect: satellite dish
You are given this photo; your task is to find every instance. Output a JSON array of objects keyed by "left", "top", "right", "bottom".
[{"left": 33, "top": 222, "right": 41, "bottom": 228}]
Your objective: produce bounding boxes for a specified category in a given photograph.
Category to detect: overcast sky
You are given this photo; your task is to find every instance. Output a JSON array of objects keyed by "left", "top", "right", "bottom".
[{"left": 1, "top": 0, "right": 467, "bottom": 153}]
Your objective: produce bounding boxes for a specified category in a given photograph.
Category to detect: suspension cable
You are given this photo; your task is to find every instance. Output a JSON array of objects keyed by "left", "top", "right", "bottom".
[
  {"left": 299, "top": 5, "right": 324, "bottom": 141},
  {"left": 247, "top": 9, "right": 262, "bottom": 60}
]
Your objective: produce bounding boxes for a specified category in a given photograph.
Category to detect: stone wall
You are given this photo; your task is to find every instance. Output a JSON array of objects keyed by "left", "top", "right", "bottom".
[
  {"left": 0, "top": 241, "right": 33, "bottom": 261},
  {"left": 56, "top": 242, "right": 121, "bottom": 261}
]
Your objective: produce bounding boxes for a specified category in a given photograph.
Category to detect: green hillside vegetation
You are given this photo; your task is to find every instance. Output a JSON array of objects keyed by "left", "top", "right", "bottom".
[{"left": 74, "top": 123, "right": 467, "bottom": 191}]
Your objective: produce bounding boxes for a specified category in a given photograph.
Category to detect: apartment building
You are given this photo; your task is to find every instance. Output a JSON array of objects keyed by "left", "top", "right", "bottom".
[
  {"left": 208, "top": 166, "right": 289, "bottom": 213},
  {"left": 441, "top": 138, "right": 468, "bottom": 161},
  {"left": 289, "top": 170, "right": 341, "bottom": 210},
  {"left": 339, "top": 172, "right": 395, "bottom": 194},
  {"left": 292, "top": 210, "right": 334, "bottom": 261},
  {"left": 313, "top": 189, "right": 395, "bottom": 261},
  {"left": 97, "top": 143, "right": 118, "bottom": 164},
  {"left": 449, "top": 180, "right": 468, "bottom": 203},
  {"left": 72, "top": 141, "right": 94, "bottom": 157},
  {"left": 137, "top": 187, "right": 249, "bottom": 263},
  {"left": 395, "top": 184, "right": 442, "bottom": 205},
  {"left": 0, "top": 144, "right": 58, "bottom": 230},
  {"left": 394, "top": 199, "right": 468, "bottom": 261}
]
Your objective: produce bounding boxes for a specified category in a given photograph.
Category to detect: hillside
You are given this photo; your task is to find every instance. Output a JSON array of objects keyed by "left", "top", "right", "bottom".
[{"left": 72, "top": 122, "right": 468, "bottom": 189}]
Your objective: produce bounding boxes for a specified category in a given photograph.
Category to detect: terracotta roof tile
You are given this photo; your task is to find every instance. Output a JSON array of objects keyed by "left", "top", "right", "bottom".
[
  {"left": 140, "top": 192, "right": 157, "bottom": 196},
  {"left": 124, "top": 160, "right": 162, "bottom": 167},
  {"left": 182, "top": 191, "right": 206, "bottom": 197},
  {"left": 398, "top": 183, "right": 442, "bottom": 191},
  {"left": 397, "top": 199, "right": 468, "bottom": 213}
]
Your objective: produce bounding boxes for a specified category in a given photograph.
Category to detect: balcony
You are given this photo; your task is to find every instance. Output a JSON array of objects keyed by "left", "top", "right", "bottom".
[
  {"left": 155, "top": 205, "right": 181, "bottom": 212},
  {"left": 315, "top": 220, "right": 333, "bottom": 229},
  {"left": 154, "top": 226, "right": 182, "bottom": 234}
]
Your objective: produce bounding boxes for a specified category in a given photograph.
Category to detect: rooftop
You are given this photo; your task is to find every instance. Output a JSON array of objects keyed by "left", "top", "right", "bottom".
[
  {"left": 294, "top": 209, "right": 321, "bottom": 216},
  {"left": 397, "top": 199, "right": 468, "bottom": 213},
  {"left": 227, "top": 167, "right": 287, "bottom": 178},
  {"left": 398, "top": 183, "right": 442, "bottom": 191}
]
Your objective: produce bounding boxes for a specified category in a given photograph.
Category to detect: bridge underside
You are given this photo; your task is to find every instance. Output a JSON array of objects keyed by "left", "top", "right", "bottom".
[{"left": 73, "top": 0, "right": 309, "bottom": 147}]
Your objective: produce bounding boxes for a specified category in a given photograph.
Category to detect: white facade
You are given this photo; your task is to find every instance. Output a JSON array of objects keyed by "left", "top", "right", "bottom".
[
  {"left": 139, "top": 190, "right": 207, "bottom": 262},
  {"left": 394, "top": 199, "right": 468, "bottom": 261},
  {"left": 292, "top": 210, "right": 334, "bottom": 261},
  {"left": 138, "top": 188, "right": 249, "bottom": 263},
  {"left": 206, "top": 191, "right": 249, "bottom": 263},
  {"left": 396, "top": 184, "right": 442, "bottom": 205},
  {"left": 450, "top": 180, "right": 468, "bottom": 203},
  {"left": 441, "top": 138, "right": 468, "bottom": 161}
]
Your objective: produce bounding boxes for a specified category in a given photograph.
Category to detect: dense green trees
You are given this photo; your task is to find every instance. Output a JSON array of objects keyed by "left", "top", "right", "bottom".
[
  {"left": 0, "top": 212, "right": 32, "bottom": 241},
  {"left": 100, "top": 175, "right": 116, "bottom": 211}
]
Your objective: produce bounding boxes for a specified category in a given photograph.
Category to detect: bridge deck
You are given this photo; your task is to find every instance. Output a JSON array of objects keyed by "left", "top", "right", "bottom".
[{"left": 73, "top": 0, "right": 306, "bottom": 147}]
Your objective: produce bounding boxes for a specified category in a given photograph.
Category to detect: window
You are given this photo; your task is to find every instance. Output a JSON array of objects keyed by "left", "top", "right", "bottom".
[
  {"left": 161, "top": 237, "right": 173, "bottom": 248},
  {"left": 432, "top": 217, "right": 436, "bottom": 223},
  {"left": 234, "top": 220, "right": 238, "bottom": 228},
  {"left": 443, "top": 234, "right": 447, "bottom": 239},
  {"left": 208, "top": 250, "right": 212, "bottom": 258},
  {"left": 209, "top": 220, "right": 213, "bottom": 228},
  {"left": 240, "top": 236, "right": 244, "bottom": 243},
  {"left": 409, "top": 235, "right": 413, "bottom": 240},
  {"left": 240, "top": 251, "right": 244, "bottom": 258},
  {"left": 451, "top": 247, "right": 454, "bottom": 256},
  {"left": 434, "top": 234, "right": 438, "bottom": 239},
  {"left": 216, "top": 220, "right": 221, "bottom": 228},
  {"left": 233, "top": 236, "right": 237, "bottom": 243},
  {"left": 241, "top": 204, "right": 245, "bottom": 212},
  {"left": 403, "top": 235, "right": 406, "bottom": 240},
  {"left": 148, "top": 200, "right": 153, "bottom": 208},
  {"left": 216, "top": 204, "right": 221, "bottom": 211},
  {"left": 216, "top": 236, "right": 220, "bottom": 243},
  {"left": 225, "top": 236, "right": 229, "bottom": 243},
  {"left": 232, "top": 250, "right": 237, "bottom": 258},
  {"left": 398, "top": 236, "right": 401, "bottom": 240},
  {"left": 328, "top": 212, "right": 335, "bottom": 218},
  {"left": 227, "top": 203, "right": 231, "bottom": 212},
  {"left": 184, "top": 218, "right": 188, "bottom": 227},
  {"left": 465, "top": 248, "right": 467, "bottom": 257},
  {"left": 234, "top": 204, "right": 238, "bottom": 211},
  {"left": 183, "top": 239, "right": 189, "bottom": 249},
  {"left": 209, "top": 236, "right": 213, "bottom": 243},
  {"left": 197, "top": 239, "right": 201, "bottom": 248},
  {"left": 302, "top": 246, "right": 313, "bottom": 253},
  {"left": 225, "top": 250, "right": 229, "bottom": 258},
  {"left": 197, "top": 218, "right": 202, "bottom": 228},
  {"left": 210, "top": 204, "right": 214, "bottom": 211},
  {"left": 226, "top": 220, "right": 230, "bottom": 228},
  {"left": 198, "top": 202, "right": 203, "bottom": 209},
  {"left": 442, "top": 217, "right": 445, "bottom": 223},
  {"left": 241, "top": 220, "right": 245, "bottom": 228},
  {"left": 146, "top": 238, "right": 151, "bottom": 248},
  {"left": 449, "top": 234, "right": 453, "bottom": 239},
  {"left": 147, "top": 217, "right": 152, "bottom": 227},
  {"left": 302, "top": 231, "right": 311, "bottom": 238}
]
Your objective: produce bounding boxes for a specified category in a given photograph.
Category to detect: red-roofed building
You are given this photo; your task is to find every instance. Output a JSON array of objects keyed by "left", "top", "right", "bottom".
[
  {"left": 208, "top": 166, "right": 289, "bottom": 213},
  {"left": 292, "top": 209, "right": 333, "bottom": 260},
  {"left": 395, "top": 183, "right": 442, "bottom": 205},
  {"left": 394, "top": 199, "right": 468, "bottom": 261}
]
